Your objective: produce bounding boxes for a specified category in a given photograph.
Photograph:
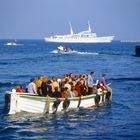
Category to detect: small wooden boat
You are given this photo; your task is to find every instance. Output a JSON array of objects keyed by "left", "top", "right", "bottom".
[{"left": 5, "top": 90, "right": 112, "bottom": 114}]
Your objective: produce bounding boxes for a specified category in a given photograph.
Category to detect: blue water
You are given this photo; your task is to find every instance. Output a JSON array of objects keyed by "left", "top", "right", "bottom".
[{"left": 0, "top": 40, "right": 140, "bottom": 139}]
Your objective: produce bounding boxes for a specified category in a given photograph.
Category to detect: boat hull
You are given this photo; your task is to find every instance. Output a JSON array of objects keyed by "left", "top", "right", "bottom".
[{"left": 5, "top": 91, "right": 111, "bottom": 114}]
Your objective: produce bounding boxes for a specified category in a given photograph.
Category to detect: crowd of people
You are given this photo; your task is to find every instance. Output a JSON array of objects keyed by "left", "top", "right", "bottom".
[{"left": 16, "top": 72, "right": 112, "bottom": 98}]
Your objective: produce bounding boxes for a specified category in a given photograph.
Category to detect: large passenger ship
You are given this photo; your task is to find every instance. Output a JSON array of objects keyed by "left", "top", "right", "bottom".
[{"left": 44, "top": 22, "right": 115, "bottom": 43}]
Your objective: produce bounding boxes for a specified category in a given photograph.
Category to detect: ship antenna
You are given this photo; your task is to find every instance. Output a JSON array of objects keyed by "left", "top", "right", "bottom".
[
  {"left": 88, "top": 21, "right": 92, "bottom": 32},
  {"left": 69, "top": 22, "right": 74, "bottom": 35}
]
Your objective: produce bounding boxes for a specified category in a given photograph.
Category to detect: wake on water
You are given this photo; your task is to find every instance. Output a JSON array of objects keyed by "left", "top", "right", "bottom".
[{"left": 51, "top": 50, "right": 98, "bottom": 55}]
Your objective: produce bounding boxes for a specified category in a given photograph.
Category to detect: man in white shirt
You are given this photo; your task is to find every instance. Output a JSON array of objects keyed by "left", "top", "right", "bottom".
[{"left": 27, "top": 78, "right": 37, "bottom": 95}]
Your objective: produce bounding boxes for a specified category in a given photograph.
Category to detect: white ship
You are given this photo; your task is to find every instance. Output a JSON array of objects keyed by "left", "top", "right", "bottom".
[{"left": 44, "top": 22, "right": 115, "bottom": 43}]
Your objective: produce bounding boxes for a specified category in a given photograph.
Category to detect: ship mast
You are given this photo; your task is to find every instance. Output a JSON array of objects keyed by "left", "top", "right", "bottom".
[
  {"left": 88, "top": 21, "right": 92, "bottom": 32},
  {"left": 69, "top": 23, "right": 74, "bottom": 35}
]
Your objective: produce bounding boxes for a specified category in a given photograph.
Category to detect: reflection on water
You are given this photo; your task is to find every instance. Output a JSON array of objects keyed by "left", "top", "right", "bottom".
[{"left": 0, "top": 106, "right": 111, "bottom": 139}]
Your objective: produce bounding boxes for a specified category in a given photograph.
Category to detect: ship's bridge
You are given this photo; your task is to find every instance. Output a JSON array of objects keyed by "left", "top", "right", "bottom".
[{"left": 78, "top": 30, "right": 97, "bottom": 37}]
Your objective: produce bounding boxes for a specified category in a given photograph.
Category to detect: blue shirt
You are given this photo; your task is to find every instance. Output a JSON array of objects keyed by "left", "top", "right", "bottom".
[{"left": 88, "top": 74, "right": 94, "bottom": 87}]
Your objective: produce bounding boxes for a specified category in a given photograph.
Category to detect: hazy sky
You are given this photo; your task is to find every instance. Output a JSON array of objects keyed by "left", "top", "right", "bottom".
[{"left": 0, "top": 0, "right": 140, "bottom": 40}]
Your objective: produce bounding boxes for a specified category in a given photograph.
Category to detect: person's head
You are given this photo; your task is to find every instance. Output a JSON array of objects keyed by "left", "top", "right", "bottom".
[
  {"left": 93, "top": 85, "right": 97, "bottom": 89},
  {"left": 42, "top": 76, "right": 48, "bottom": 82},
  {"left": 30, "top": 78, "right": 35, "bottom": 83},
  {"left": 52, "top": 76, "right": 58, "bottom": 82},
  {"left": 47, "top": 80, "right": 52, "bottom": 85},
  {"left": 90, "top": 72, "right": 94, "bottom": 77},
  {"left": 80, "top": 80, "right": 84, "bottom": 85},
  {"left": 102, "top": 74, "right": 106, "bottom": 79},
  {"left": 79, "top": 75, "right": 83, "bottom": 79},
  {"left": 16, "top": 85, "right": 21, "bottom": 90},
  {"left": 64, "top": 78, "right": 69, "bottom": 84}
]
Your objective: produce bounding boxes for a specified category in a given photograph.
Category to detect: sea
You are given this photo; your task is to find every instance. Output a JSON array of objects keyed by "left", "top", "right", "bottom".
[{"left": 0, "top": 40, "right": 140, "bottom": 140}]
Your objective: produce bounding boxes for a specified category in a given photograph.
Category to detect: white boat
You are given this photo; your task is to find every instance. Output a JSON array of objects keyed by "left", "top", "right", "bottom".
[
  {"left": 5, "top": 90, "right": 111, "bottom": 114},
  {"left": 44, "top": 22, "right": 115, "bottom": 43},
  {"left": 5, "top": 42, "right": 17, "bottom": 46},
  {"left": 57, "top": 46, "right": 77, "bottom": 54}
]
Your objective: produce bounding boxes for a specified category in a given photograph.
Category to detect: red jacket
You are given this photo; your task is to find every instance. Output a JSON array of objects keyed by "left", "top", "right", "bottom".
[{"left": 76, "top": 84, "right": 82, "bottom": 96}]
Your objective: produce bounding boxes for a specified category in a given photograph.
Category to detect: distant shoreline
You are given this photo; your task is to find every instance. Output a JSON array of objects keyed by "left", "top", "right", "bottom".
[{"left": 121, "top": 40, "right": 140, "bottom": 43}]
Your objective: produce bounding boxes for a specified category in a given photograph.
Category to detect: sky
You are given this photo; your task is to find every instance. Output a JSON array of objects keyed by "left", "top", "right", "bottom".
[{"left": 0, "top": 0, "right": 140, "bottom": 40}]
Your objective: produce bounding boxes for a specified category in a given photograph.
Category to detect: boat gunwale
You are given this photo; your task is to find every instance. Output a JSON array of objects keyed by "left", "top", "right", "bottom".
[{"left": 5, "top": 91, "right": 106, "bottom": 102}]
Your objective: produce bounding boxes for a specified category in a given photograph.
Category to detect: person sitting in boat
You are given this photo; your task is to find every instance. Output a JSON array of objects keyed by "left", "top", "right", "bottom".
[
  {"left": 51, "top": 76, "right": 60, "bottom": 93},
  {"left": 65, "top": 87, "right": 76, "bottom": 98},
  {"left": 46, "top": 80, "right": 53, "bottom": 97},
  {"left": 52, "top": 87, "right": 61, "bottom": 98},
  {"left": 71, "top": 86, "right": 78, "bottom": 97},
  {"left": 64, "top": 78, "right": 71, "bottom": 92},
  {"left": 80, "top": 80, "right": 87, "bottom": 96},
  {"left": 16, "top": 85, "right": 24, "bottom": 93},
  {"left": 75, "top": 81, "right": 82, "bottom": 96},
  {"left": 87, "top": 72, "right": 95, "bottom": 95},
  {"left": 27, "top": 78, "right": 38, "bottom": 95}
]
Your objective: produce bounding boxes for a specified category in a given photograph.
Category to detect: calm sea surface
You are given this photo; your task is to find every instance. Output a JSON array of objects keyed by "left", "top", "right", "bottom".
[{"left": 0, "top": 40, "right": 140, "bottom": 139}]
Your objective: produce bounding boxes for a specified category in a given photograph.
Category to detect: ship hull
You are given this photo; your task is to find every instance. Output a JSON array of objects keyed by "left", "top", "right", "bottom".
[{"left": 44, "top": 36, "right": 114, "bottom": 43}]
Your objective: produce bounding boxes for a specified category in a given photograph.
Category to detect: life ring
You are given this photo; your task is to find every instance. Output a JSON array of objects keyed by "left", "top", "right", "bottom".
[
  {"left": 63, "top": 98, "right": 70, "bottom": 111},
  {"left": 52, "top": 98, "right": 61, "bottom": 113}
]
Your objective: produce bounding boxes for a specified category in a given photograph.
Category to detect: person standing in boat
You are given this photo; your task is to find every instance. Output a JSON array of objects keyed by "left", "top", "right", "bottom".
[
  {"left": 41, "top": 76, "right": 48, "bottom": 97},
  {"left": 27, "top": 78, "right": 38, "bottom": 95},
  {"left": 35, "top": 76, "right": 43, "bottom": 96},
  {"left": 98, "top": 74, "right": 112, "bottom": 100},
  {"left": 88, "top": 72, "right": 95, "bottom": 95}
]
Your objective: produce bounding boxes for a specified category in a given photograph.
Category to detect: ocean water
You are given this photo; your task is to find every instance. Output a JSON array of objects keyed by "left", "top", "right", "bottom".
[{"left": 0, "top": 40, "right": 140, "bottom": 139}]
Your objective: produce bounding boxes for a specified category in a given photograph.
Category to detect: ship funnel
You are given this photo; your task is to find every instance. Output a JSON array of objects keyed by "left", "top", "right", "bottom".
[
  {"left": 88, "top": 21, "right": 92, "bottom": 32},
  {"left": 69, "top": 23, "right": 74, "bottom": 35}
]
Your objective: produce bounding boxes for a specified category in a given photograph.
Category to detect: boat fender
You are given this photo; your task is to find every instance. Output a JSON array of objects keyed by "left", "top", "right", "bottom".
[
  {"left": 95, "top": 94, "right": 100, "bottom": 105},
  {"left": 77, "top": 96, "right": 81, "bottom": 108},
  {"left": 4, "top": 93, "right": 10, "bottom": 109},
  {"left": 52, "top": 98, "right": 61, "bottom": 113},
  {"left": 63, "top": 98, "right": 70, "bottom": 111},
  {"left": 106, "top": 92, "right": 111, "bottom": 101}
]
